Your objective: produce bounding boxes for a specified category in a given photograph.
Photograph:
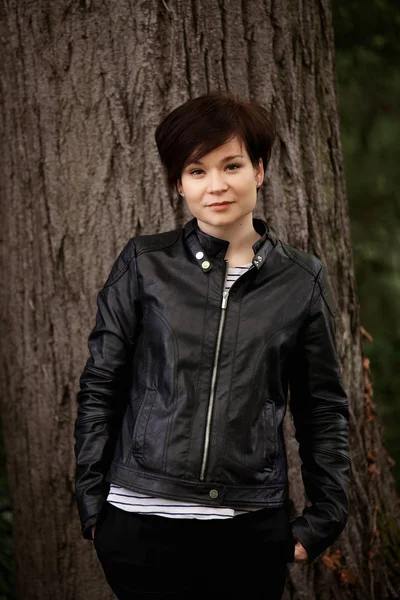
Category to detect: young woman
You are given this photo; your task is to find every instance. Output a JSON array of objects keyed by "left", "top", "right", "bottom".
[{"left": 74, "top": 92, "right": 350, "bottom": 599}]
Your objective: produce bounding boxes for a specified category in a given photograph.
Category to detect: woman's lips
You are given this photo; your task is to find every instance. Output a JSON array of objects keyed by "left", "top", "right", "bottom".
[{"left": 207, "top": 202, "right": 233, "bottom": 211}]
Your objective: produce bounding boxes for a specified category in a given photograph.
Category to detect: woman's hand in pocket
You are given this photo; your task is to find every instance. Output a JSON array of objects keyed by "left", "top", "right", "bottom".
[{"left": 293, "top": 538, "right": 309, "bottom": 564}]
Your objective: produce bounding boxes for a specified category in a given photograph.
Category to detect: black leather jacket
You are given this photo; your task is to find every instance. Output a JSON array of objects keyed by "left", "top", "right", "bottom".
[{"left": 74, "top": 216, "right": 350, "bottom": 563}]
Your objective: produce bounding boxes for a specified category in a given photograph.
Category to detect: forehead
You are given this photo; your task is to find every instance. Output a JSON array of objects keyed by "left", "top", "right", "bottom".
[
  {"left": 213, "top": 137, "right": 244, "bottom": 154},
  {"left": 186, "top": 136, "right": 248, "bottom": 165}
]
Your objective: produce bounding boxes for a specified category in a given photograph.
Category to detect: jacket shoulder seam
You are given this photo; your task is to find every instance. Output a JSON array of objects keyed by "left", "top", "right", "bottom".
[
  {"left": 136, "top": 231, "right": 181, "bottom": 257},
  {"left": 278, "top": 241, "right": 321, "bottom": 278},
  {"left": 278, "top": 241, "right": 323, "bottom": 320},
  {"left": 103, "top": 238, "right": 136, "bottom": 288},
  {"left": 314, "top": 266, "right": 337, "bottom": 318},
  {"left": 308, "top": 265, "right": 324, "bottom": 318}
]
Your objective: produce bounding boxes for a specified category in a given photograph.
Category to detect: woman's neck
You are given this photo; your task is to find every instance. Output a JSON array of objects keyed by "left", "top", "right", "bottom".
[
  {"left": 224, "top": 230, "right": 261, "bottom": 268},
  {"left": 196, "top": 213, "right": 261, "bottom": 265}
]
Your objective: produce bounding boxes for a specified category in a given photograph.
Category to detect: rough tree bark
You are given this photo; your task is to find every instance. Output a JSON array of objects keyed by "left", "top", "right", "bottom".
[{"left": 0, "top": 1, "right": 399, "bottom": 599}]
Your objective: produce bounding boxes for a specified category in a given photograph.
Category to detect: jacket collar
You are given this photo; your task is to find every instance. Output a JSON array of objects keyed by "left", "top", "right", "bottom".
[{"left": 183, "top": 216, "right": 277, "bottom": 273}]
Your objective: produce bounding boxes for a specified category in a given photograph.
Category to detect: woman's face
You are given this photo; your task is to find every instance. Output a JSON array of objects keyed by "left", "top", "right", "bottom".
[{"left": 177, "top": 136, "right": 264, "bottom": 231}]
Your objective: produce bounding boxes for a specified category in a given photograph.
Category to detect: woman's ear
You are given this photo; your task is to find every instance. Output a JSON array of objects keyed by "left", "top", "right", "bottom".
[
  {"left": 177, "top": 179, "right": 185, "bottom": 196},
  {"left": 257, "top": 158, "right": 264, "bottom": 182}
]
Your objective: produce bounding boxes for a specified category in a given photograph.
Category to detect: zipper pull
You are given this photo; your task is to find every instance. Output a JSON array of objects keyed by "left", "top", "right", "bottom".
[{"left": 221, "top": 291, "right": 229, "bottom": 309}]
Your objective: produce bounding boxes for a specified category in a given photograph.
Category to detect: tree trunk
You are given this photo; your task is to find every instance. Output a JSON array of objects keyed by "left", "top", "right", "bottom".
[{"left": 0, "top": 1, "right": 398, "bottom": 598}]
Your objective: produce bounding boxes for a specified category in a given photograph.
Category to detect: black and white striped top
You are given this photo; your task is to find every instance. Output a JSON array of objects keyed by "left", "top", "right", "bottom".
[{"left": 107, "top": 261, "right": 262, "bottom": 519}]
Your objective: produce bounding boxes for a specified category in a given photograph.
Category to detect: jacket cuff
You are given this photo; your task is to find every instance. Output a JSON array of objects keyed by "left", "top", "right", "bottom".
[
  {"left": 290, "top": 515, "right": 333, "bottom": 564},
  {"left": 82, "top": 515, "right": 96, "bottom": 541},
  {"left": 80, "top": 499, "right": 106, "bottom": 541}
]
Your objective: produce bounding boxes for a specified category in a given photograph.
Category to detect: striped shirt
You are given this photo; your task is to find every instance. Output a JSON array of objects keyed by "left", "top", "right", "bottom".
[{"left": 107, "top": 261, "right": 262, "bottom": 519}]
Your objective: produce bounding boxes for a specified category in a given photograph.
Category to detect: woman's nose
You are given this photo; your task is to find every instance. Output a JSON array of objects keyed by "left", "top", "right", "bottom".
[{"left": 206, "top": 171, "right": 228, "bottom": 193}]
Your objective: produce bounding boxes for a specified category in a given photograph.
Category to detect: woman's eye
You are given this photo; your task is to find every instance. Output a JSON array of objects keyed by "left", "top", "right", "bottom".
[{"left": 189, "top": 164, "right": 240, "bottom": 176}]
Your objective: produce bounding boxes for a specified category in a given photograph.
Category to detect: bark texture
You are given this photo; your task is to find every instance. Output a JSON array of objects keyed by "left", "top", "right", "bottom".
[{"left": 0, "top": 0, "right": 399, "bottom": 598}]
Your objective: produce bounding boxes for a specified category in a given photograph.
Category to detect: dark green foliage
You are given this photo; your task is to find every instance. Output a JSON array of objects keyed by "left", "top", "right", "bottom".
[{"left": 333, "top": 0, "right": 400, "bottom": 491}]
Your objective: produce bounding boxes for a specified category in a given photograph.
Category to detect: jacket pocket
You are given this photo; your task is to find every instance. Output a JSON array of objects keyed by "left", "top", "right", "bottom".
[
  {"left": 131, "top": 388, "right": 158, "bottom": 456},
  {"left": 241, "top": 399, "right": 278, "bottom": 473}
]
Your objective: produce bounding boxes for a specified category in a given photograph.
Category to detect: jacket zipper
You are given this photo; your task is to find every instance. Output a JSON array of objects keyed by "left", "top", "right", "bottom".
[{"left": 199, "top": 260, "right": 254, "bottom": 482}]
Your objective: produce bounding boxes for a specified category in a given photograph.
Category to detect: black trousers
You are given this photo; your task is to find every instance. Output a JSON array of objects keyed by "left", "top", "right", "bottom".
[{"left": 94, "top": 501, "right": 296, "bottom": 599}]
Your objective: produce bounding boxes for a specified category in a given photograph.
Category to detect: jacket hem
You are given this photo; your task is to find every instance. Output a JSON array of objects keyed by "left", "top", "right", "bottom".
[{"left": 106, "top": 462, "right": 288, "bottom": 507}]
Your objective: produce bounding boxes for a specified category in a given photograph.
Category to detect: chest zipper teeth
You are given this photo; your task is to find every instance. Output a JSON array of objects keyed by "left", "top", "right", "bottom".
[{"left": 199, "top": 260, "right": 255, "bottom": 482}]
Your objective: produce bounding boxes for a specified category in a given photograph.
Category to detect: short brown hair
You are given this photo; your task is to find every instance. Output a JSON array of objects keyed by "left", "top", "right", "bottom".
[{"left": 155, "top": 91, "right": 276, "bottom": 192}]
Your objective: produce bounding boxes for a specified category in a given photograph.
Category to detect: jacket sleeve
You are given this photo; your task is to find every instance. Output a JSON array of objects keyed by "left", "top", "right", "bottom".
[
  {"left": 73, "top": 237, "right": 140, "bottom": 540},
  {"left": 288, "top": 263, "right": 350, "bottom": 563}
]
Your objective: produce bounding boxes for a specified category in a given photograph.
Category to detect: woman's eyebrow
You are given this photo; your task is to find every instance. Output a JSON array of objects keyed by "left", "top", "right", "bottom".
[{"left": 188, "top": 154, "right": 244, "bottom": 166}]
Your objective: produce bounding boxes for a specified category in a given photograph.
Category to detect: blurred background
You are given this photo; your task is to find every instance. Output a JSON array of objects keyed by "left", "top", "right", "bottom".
[
  {"left": 333, "top": 0, "right": 400, "bottom": 486},
  {"left": 0, "top": 1, "right": 399, "bottom": 597}
]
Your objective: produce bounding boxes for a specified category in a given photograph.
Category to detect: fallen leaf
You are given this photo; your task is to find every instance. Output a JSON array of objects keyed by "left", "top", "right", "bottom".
[
  {"left": 321, "top": 550, "right": 342, "bottom": 570},
  {"left": 340, "top": 568, "right": 357, "bottom": 585}
]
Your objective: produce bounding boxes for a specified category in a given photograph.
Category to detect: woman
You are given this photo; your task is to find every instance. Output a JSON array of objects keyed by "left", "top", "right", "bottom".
[{"left": 74, "top": 91, "right": 350, "bottom": 599}]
